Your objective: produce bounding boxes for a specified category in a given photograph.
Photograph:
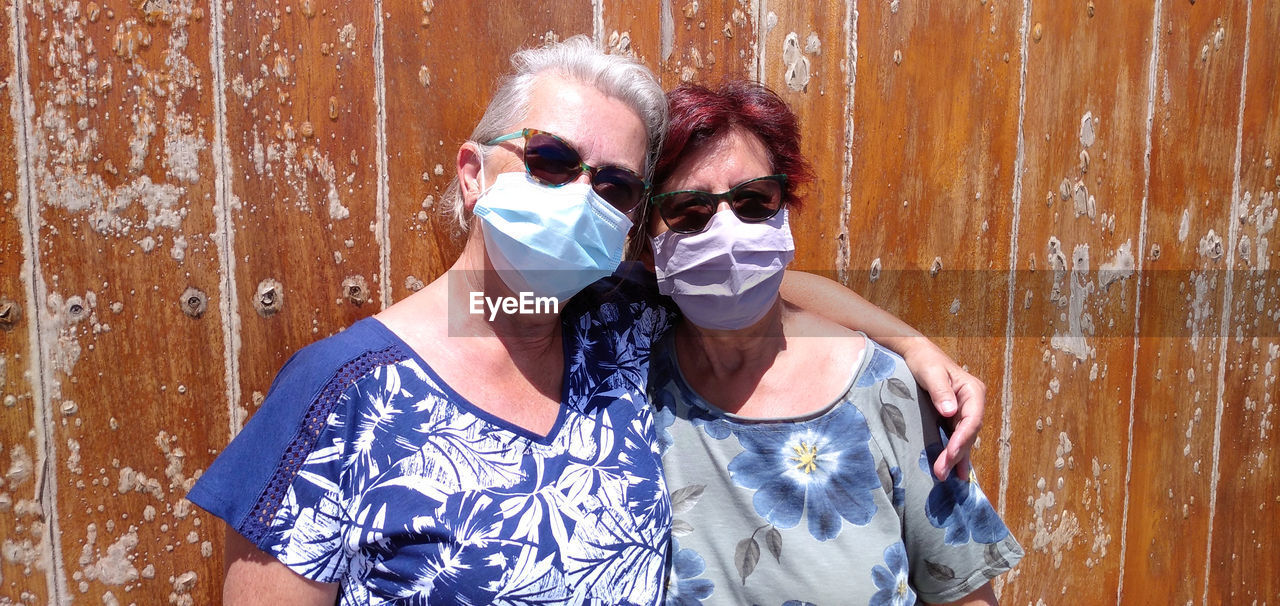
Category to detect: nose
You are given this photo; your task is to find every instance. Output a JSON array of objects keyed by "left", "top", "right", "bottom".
[
  {"left": 570, "top": 169, "right": 593, "bottom": 186},
  {"left": 716, "top": 200, "right": 732, "bottom": 214}
]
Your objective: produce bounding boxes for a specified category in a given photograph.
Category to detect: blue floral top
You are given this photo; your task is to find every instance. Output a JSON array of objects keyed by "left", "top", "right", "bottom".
[
  {"left": 189, "top": 278, "right": 676, "bottom": 605},
  {"left": 651, "top": 334, "right": 1023, "bottom": 605}
]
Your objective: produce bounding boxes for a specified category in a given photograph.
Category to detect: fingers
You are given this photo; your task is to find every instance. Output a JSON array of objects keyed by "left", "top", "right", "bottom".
[
  {"left": 917, "top": 365, "right": 959, "bottom": 418},
  {"left": 931, "top": 448, "right": 953, "bottom": 481},
  {"left": 942, "top": 398, "right": 984, "bottom": 482},
  {"left": 953, "top": 374, "right": 988, "bottom": 421}
]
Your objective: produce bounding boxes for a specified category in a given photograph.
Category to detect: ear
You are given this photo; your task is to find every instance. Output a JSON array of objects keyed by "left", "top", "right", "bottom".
[{"left": 456, "top": 141, "right": 486, "bottom": 213}]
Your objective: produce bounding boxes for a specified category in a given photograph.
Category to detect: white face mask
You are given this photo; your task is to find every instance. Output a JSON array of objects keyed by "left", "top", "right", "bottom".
[
  {"left": 650, "top": 207, "right": 795, "bottom": 330},
  {"left": 473, "top": 172, "right": 633, "bottom": 303}
]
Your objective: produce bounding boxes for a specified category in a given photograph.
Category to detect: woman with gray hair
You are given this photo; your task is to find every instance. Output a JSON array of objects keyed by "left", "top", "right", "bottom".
[{"left": 190, "top": 36, "right": 985, "bottom": 605}]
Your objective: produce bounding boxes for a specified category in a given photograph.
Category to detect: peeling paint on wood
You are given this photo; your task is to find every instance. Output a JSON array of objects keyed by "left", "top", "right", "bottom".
[{"left": 0, "top": 1, "right": 1276, "bottom": 603}]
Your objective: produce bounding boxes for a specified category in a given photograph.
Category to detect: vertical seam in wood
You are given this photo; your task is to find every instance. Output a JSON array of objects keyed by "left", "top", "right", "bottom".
[
  {"left": 753, "top": 0, "right": 764, "bottom": 83},
  {"left": 998, "top": 0, "right": 1032, "bottom": 521},
  {"left": 208, "top": 0, "right": 242, "bottom": 436},
  {"left": 8, "top": 0, "right": 64, "bottom": 601},
  {"left": 836, "top": 0, "right": 855, "bottom": 285},
  {"left": 1119, "top": 1, "right": 1164, "bottom": 602},
  {"left": 373, "top": 0, "right": 391, "bottom": 309},
  {"left": 1204, "top": 2, "right": 1251, "bottom": 603},
  {"left": 659, "top": 0, "right": 674, "bottom": 66},
  {"left": 592, "top": 0, "right": 604, "bottom": 45}
]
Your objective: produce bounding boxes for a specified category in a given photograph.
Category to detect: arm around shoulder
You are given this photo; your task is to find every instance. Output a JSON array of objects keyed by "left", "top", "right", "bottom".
[
  {"left": 779, "top": 269, "right": 985, "bottom": 480},
  {"left": 223, "top": 531, "right": 338, "bottom": 606}
]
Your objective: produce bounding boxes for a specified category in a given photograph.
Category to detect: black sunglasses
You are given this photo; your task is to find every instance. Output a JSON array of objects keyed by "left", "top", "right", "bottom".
[
  {"left": 649, "top": 174, "right": 788, "bottom": 234},
  {"left": 485, "top": 128, "right": 650, "bottom": 214}
]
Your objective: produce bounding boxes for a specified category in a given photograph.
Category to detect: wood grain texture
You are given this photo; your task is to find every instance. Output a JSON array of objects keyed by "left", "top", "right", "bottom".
[
  {"left": 17, "top": 0, "right": 228, "bottom": 602},
  {"left": 655, "top": 0, "right": 755, "bottom": 88},
  {"left": 1123, "top": 1, "right": 1249, "bottom": 602},
  {"left": 1002, "top": 3, "right": 1156, "bottom": 602},
  {"left": 760, "top": 0, "right": 847, "bottom": 276},
  {"left": 383, "top": 0, "right": 594, "bottom": 300},
  {"left": 221, "top": 0, "right": 383, "bottom": 424},
  {"left": 845, "top": 1, "right": 1020, "bottom": 337},
  {"left": 0, "top": 1, "right": 1274, "bottom": 603},
  {"left": 600, "top": 0, "right": 662, "bottom": 70},
  {"left": 1207, "top": 1, "right": 1279, "bottom": 603},
  {"left": 844, "top": 2, "right": 1021, "bottom": 531},
  {"left": 0, "top": 3, "right": 49, "bottom": 603}
]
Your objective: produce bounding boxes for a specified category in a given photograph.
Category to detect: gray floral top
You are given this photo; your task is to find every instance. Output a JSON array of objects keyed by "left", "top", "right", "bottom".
[{"left": 649, "top": 334, "right": 1023, "bottom": 605}]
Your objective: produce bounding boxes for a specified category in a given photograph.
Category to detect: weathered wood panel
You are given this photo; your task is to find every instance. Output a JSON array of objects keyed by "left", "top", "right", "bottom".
[
  {"left": 843, "top": 2, "right": 1021, "bottom": 528},
  {"left": 384, "top": 1, "right": 594, "bottom": 299},
  {"left": 17, "top": 0, "right": 229, "bottom": 603},
  {"left": 760, "top": 0, "right": 847, "bottom": 277},
  {"left": 221, "top": 0, "right": 383, "bottom": 427},
  {"left": 655, "top": 0, "right": 755, "bottom": 88},
  {"left": 1002, "top": 3, "right": 1156, "bottom": 603},
  {"left": 1207, "top": 1, "right": 1279, "bottom": 603},
  {"left": 0, "top": 3, "right": 50, "bottom": 603},
  {"left": 1124, "top": 1, "right": 1249, "bottom": 602},
  {"left": 0, "top": 1, "right": 1275, "bottom": 603},
  {"left": 600, "top": 0, "right": 661, "bottom": 69}
]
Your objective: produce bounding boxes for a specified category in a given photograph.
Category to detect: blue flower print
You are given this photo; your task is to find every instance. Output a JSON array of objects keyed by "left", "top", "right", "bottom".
[
  {"left": 870, "top": 542, "right": 916, "bottom": 606},
  {"left": 664, "top": 537, "right": 714, "bottom": 606},
  {"left": 855, "top": 345, "right": 899, "bottom": 388},
  {"left": 651, "top": 388, "right": 678, "bottom": 455},
  {"left": 918, "top": 443, "right": 1010, "bottom": 545},
  {"left": 889, "top": 466, "right": 905, "bottom": 510},
  {"left": 686, "top": 400, "right": 732, "bottom": 440},
  {"left": 728, "top": 404, "right": 881, "bottom": 541}
]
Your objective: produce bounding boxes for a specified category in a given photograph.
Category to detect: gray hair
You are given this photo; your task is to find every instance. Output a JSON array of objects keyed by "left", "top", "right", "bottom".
[{"left": 442, "top": 35, "right": 667, "bottom": 232}]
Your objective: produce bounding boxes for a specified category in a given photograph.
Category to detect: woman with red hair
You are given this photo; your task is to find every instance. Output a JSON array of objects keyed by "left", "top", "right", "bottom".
[{"left": 642, "top": 82, "right": 1023, "bottom": 605}]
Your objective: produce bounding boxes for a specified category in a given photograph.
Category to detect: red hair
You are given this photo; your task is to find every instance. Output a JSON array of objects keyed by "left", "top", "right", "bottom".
[{"left": 654, "top": 81, "right": 814, "bottom": 210}]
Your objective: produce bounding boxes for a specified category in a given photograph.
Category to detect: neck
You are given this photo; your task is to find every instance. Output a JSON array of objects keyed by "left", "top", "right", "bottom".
[
  {"left": 675, "top": 299, "right": 787, "bottom": 380},
  {"left": 446, "top": 230, "right": 564, "bottom": 348}
]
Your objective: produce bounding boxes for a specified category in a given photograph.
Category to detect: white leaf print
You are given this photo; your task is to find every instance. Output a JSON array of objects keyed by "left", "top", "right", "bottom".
[
  {"left": 384, "top": 364, "right": 402, "bottom": 397},
  {"left": 493, "top": 546, "right": 567, "bottom": 604},
  {"left": 362, "top": 474, "right": 449, "bottom": 504},
  {"left": 564, "top": 413, "right": 600, "bottom": 462},
  {"left": 296, "top": 469, "right": 340, "bottom": 494},
  {"left": 304, "top": 443, "right": 343, "bottom": 465}
]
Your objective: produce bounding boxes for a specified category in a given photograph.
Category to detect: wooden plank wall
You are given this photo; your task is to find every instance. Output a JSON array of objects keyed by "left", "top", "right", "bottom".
[{"left": 0, "top": 1, "right": 1275, "bottom": 604}]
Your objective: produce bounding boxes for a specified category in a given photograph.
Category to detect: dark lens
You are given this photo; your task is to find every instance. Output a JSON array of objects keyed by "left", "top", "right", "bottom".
[
  {"left": 523, "top": 133, "right": 581, "bottom": 185},
  {"left": 591, "top": 167, "right": 647, "bottom": 213},
  {"left": 730, "top": 179, "right": 784, "bottom": 221},
  {"left": 660, "top": 192, "right": 716, "bottom": 233}
]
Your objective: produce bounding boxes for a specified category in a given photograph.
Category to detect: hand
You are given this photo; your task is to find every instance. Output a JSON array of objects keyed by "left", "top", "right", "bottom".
[{"left": 901, "top": 339, "right": 987, "bottom": 482}]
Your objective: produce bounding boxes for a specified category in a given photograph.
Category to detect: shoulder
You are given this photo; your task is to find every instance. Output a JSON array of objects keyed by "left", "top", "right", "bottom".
[
  {"left": 271, "top": 317, "right": 406, "bottom": 393},
  {"left": 844, "top": 338, "right": 941, "bottom": 462},
  {"left": 564, "top": 263, "right": 678, "bottom": 338},
  {"left": 853, "top": 338, "right": 916, "bottom": 391},
  {"left": 188, "top": 318, "right": 412, "bottom": 531}
]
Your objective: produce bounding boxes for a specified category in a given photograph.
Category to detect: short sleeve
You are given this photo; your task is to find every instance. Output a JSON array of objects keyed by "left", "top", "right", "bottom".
[
  {"left": 187, "top": 321, "right": 404, "bottom": 582},
  {"left": 865, "top": 344, "right": 1024, "bottom": 603}
]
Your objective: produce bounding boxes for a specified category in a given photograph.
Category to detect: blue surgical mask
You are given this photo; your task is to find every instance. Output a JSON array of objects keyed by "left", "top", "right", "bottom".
[
  {"left": 473, "top": 171, "right": 632, "bottom": 303},
  {"left": 651, "top": 207, "right": 795, "bottom": 330}
]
